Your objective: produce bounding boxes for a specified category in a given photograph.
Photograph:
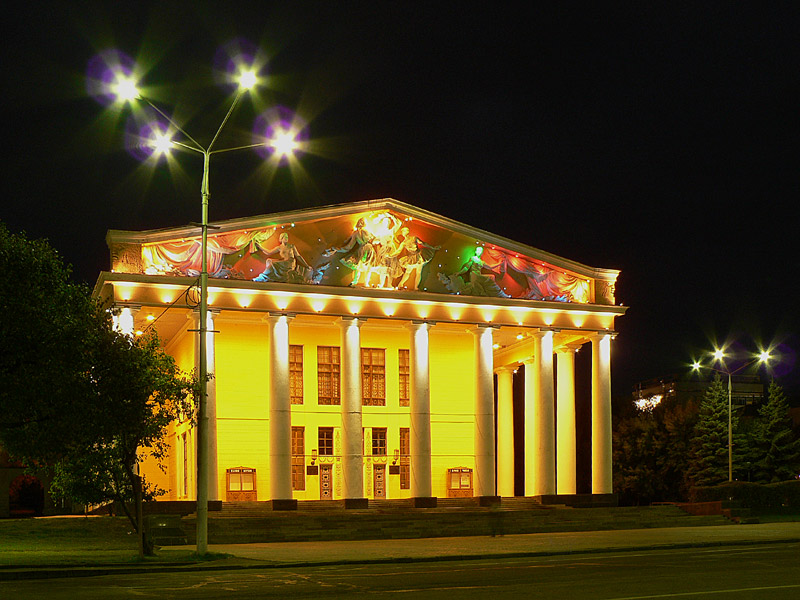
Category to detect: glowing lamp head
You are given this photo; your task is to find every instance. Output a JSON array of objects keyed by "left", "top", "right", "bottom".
[
  {"left": 152, "top": 132, "right": 174, "bottom": 155},
  {"left": 238, "top": 69, "right": 257, "bottom": 90},
  {"left": 691, "top": 361, "right": 701, "bottom": 371},
  {"left": 113, "top": 76, "right": 140, "bottom": 101},
  {"left": 758, "top": 350, "right": 771, "bottom": 363},
  {"left": 713, "top": 349, "right": 725, "bottom": 361},
  {"left": 270, "top": 130, "right": 298, "bottom": 157}
]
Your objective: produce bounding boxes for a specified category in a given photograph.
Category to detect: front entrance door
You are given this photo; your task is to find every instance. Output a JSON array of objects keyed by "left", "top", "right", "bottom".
[
  {"left": 320, "top": 464, "right": 332, "bottom": 499},
  {"left": 373, "top": 465, "right": 386, "bottom": 499}
]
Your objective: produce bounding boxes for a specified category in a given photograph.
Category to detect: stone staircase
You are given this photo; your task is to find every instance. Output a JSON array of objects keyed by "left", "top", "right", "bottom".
[{"left": 177, "top": 502, "right": 731, "bottom": 545}]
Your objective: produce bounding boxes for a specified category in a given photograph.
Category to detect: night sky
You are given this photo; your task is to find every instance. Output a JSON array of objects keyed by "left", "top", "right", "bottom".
[{"left": 5, "top": 2, "right": 799, "bottom": 397}]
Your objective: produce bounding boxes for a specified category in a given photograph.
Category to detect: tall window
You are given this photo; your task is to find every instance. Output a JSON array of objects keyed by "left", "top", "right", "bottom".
[
  {"left": 362, "top": 348, "right": 386, "bottom": 406},
  {"left": 317, "top": 346, "right": 340, "bottom": 405},
  {"left": 181, "top": 432, "right": 188, "bottom": 497},
  {"left": 290, "top": 345, "right": 304, "bottom": 405},
  {"left": 399, "top": 427, "right": 410, "bottom": 489},
  {"left": 371, "top": 427, "right": 387, "bottom": 456},
  {"left": 318, "top": 427, "right": 334, "bottom": 456},
  {"left": 399, "top": 349, "right": 410, "bottom": 407},
  {"left": 291, "top": 427, "right": 305, "bottom": 491}
]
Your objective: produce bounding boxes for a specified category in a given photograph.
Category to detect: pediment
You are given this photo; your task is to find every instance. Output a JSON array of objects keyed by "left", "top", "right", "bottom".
[{"left": 107, "top": 199, "right": 618, "bottom": 305}]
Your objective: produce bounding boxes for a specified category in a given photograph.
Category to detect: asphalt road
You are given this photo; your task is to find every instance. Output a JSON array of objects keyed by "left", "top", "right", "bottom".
[{"left": 3, "top": 543, "right": 799, "bottom": 599}]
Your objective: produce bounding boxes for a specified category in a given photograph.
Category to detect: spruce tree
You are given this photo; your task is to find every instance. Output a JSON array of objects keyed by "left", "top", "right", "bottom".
[
  {"left": 750, "top": 381, "right": 800, "bottom": 483},
  {"left": 688, "top": 375, "right": 734, "bottom": 486}
]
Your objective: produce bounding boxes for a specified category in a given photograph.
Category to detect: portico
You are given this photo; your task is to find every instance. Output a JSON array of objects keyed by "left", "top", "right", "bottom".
[{"left": 97, "top": 198, "right": 625, "bottom": 507}]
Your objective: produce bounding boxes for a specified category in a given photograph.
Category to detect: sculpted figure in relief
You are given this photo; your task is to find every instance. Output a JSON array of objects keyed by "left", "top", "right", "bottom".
[{"left": 252, "top": 232, "right": 311, "bottom": 284}]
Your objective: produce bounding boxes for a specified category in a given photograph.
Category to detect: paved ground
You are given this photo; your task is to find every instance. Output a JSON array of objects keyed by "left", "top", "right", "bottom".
[{"left": 2, "top": 522, "right": 800, "bottom": 581}]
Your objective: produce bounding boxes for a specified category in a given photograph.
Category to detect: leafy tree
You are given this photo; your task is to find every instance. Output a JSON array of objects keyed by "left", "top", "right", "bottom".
[
  {"left": 1, "top": 223, "right": 196, "bottom": 557},
  {"left": 0, "top": 222, "right": 102, "bottom": 457},
  {"left": 49, "top": 329, "right": 196, "bottom": 557},
  {"left": 748, "top": 381, "right": 800, "bottom": 483},
  {"left": 613, "top": 397, "right": 699, "bottom": 504}
]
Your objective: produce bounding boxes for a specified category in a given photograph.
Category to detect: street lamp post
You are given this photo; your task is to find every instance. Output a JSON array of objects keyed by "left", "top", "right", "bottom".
[
  {"left": 111, "top": 70, "right": 298, "bottom": 554},
  {"left": 692, "top": 349, "right": 771, "bottom": 482}
]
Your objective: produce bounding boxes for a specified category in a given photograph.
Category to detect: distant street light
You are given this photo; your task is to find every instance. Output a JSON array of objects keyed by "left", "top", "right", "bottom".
[
  {"left": 692, "top": 348, "right": 773, "bottom": 482},
  {"left": 100, "top": 60, "right": 302, "bottom": 555}
]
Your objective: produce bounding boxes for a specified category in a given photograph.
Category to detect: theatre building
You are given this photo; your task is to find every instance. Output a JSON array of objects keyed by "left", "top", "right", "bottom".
[{"left": 94, "top": 199, "right": 626, "bottom": 507}]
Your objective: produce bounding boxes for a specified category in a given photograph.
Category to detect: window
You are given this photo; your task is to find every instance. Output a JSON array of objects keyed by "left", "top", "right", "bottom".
[
  {"left": 400, "top": 427, "right": 410, "bottom": 489},
  {"left": 399, "top": 349, "right": 410, "bottom": 407},
  {"left": 318, "top": 427, "right": 334, "bottom": 456},
  {"left": 371, "top": 427, "right": 387, "bottom": 456},
  {"left": 290, "top": 345, "right": 304, "bottom": 405},
  {"left": 181, "top": 432, "right": 188, "bottom": 497},
  {"left": 361, "top": 348, "right": 386, "bottom": 406},
  {"left": 317, "top": 346, "right": 340, "bottom": 405},
  {"left": 227, "top": 468, "right": 255, "bottom": 492},
  {"left": 291, "top": 427, "right": 305, "bottom": 491}
]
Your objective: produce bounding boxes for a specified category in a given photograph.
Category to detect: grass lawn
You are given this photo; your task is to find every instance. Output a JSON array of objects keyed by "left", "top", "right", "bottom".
[{"left": 0, "top": 516, "right": 202, "bottom": 566}]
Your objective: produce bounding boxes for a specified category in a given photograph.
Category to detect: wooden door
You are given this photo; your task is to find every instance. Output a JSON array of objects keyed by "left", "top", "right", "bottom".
[
  {"left": 373, "top": 464, "right": 386, "bottom": 499},
  {"left": 320, "top": 464, "right": 332, "bottom": 500}
]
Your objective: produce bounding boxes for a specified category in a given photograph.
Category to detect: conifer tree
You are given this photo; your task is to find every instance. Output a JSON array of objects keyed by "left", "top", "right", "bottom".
[
  {"left": 750, "top": 381, "right": 800, "bottom": 483},
  {"left": 688, "top": 375, "right": 735, "bottom": 486}
]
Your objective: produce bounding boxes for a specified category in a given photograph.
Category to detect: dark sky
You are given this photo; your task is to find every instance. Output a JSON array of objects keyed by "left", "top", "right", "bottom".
[{"left": 4, "top": 2, "right": 799, "bottom": 396}]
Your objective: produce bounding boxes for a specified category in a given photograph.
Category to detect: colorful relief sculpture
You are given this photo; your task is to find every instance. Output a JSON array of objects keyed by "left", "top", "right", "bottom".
[
  {"left": 320, "top": 213, "right": 439, "bottom": 290},
  {"left": 321, "top": 217, "right": 377, "bottom": 286},
  {"left": 438, "top": 247, "right": 509, "bottom": 298},
  {"left": 135, "top": 204, "right": 591, "bottom": 303},
  {"left": 396, "top": 227, "right": 440, "bottom": 290},
  {"left": 252, "top": 232, "right": 312, "bottom": 284},
  {"left": 142, "top": 229, "right": 274, "bottom": 279}
]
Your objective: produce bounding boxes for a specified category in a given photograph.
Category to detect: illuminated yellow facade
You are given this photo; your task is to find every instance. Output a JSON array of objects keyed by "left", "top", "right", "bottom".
[{"left": 95, "top": 199, "right": 626, "bottom": 506}]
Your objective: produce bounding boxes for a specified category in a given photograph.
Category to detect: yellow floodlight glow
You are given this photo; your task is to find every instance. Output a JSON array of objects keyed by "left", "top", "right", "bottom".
[
  {"left": 236, "top": 292, "right": 254, "bottom": 308},
  {"left": 160, "top": 291, "right": 175, "bottom": 304},
  {"left": 310, "top": 298, "right": 327, "bottom": 312},
  {"left": 379, "top": 299, "right": 400, "bottom": 317},
  {"left": 145, "top": 314, "right": 156, "bottom": 322}
]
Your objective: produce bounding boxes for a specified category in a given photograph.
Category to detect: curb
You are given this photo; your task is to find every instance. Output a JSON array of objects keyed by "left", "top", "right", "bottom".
[{"left": 2, "top": 537, "right": 799, "bottom": 582}]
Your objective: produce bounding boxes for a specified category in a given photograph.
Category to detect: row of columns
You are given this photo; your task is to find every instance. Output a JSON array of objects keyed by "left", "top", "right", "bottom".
[
  {"left": 188, "top": 309, "right": 612, "bottom": 502},
  {"left": 495, "top": 333, "right": 613, "bottom": 497}
]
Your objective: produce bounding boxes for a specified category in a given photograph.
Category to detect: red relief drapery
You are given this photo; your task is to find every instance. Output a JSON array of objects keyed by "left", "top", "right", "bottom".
[
  {"left": 142, "top": 228, "right": 276, "bottom": 276},
  {"left": 480, "top": 247, "right": 590, "bottom": 303}
]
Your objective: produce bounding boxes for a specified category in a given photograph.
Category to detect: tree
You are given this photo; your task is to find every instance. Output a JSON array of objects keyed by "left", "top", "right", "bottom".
[
  {"left": 687, "top": 374, "right": 744, "bottom": 487},
  {"left": 1, "top": 223, "right": 196, "bottom": 557},
  {"left": 748, "top": 381, "right": 800, "bottom": 483},
  {"left": 49, "top": 329, "right": 196, "bottom": 557},
  {"left": 0, "top": 222, "right": 103, "bottom": 458}
]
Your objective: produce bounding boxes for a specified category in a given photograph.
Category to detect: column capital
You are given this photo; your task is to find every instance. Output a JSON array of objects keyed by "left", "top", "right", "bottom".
[
  {"left": 556, "top": 343, "right": 582, "bottom": 354},
  {"left": 337, "top": 316, "right": 365, "bottom": 328},
  {"left": 494, "top": 365, "right": 516, "bottom": 375},
  {"left": 406, "top": 320, "right": 434, "bottom": 331},
  {"left": 529, "top": 327, "right": 560, "bottom": 338},
  {"left": 266, "top": 311, "right": 296, "bottom": 322}
]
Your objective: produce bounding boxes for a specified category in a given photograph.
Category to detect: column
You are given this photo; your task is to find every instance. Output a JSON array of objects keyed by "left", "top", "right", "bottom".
[
  {"left": 533, "top": 330, "right": 555, "bottom": 496},
  {"left": 267, "top": 313, "right": 294, "bottom": 505},
  {"left": 496, "top": 367, "right": 515, "bottom": 497},
  {"left": 408, "top": 321, "right": 435, "bottom": 505},
  {"left": 556, "top": 347, "right": 578, "bottom": 495},
  {"left": 114, "top": 304, "right": 140, "bottom": 336},
  {"left": 592, "top": 334, "right": 613, "bottom": 494},
  {"left": 193, "top": 309, "right": 219, "bottom": 501},
  {"left": 523, "top": 357, "right": 536, "bottom": 497},
  {"left": 340, "top": 317, "right": 365, "bottom": 505},
  {"left": 472, "top": 326, "right": 496, "bottom": 500}
]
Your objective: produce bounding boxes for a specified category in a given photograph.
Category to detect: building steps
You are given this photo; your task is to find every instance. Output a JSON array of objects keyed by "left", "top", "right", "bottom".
[{"left": 177, "top": 503, "right": 730, "bottom": 545}]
